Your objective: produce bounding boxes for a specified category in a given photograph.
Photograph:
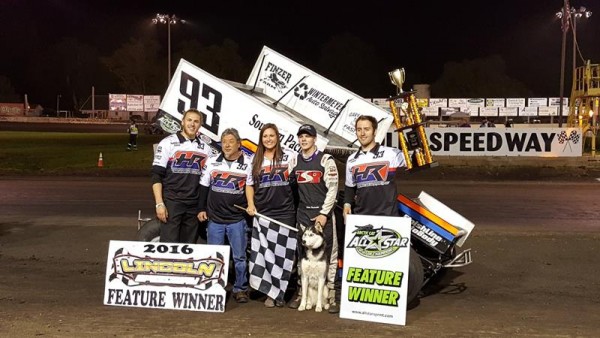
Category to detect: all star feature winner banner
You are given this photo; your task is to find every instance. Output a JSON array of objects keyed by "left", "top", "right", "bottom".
[
  {"left": 340, "top": 215, "right": 411, "bottom": 326},
  {"left": 104, "top": 241, "right": 229, "bottom": 313},
  {"left": 427, "top": 128, "right": 582, "bottom": 157}
]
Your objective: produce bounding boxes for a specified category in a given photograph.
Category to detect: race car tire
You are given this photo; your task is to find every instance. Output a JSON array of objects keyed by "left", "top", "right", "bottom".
[
  {"left": 137, "top": 219, "right": 161, "bottom": 242},
  {"left": 407, "top": 247, "right": 424, "bottom": 306}
]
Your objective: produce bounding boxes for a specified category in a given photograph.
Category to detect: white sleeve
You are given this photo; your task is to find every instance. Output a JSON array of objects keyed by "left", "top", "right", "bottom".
[
  {"left": 245, "top": 154, "right": 254, "bottom": 187},
  {"left": 391, "top": 147, "right": 406, "bottom": 169},
  {"left": 199, "top": 161, "right": 211, "bottom": 187},
  {"left": 152, "top": 138, "right": 171, "bottom": 168},
  {"left": 320, "top": 155, "right": 339, "bottom": 215},
  {"left": 344, "top": 155, "right": 356, "bottom": 187}
]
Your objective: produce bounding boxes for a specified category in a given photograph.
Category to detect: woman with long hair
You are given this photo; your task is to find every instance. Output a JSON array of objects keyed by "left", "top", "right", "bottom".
[{"left": 246, "top": 123, "right": 296, "bottom": 308}]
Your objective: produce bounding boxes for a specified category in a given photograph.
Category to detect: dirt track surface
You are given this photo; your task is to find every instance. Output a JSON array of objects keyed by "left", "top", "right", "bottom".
[{"left": 1, "top": 177, "right": 600, "bottom": 337}]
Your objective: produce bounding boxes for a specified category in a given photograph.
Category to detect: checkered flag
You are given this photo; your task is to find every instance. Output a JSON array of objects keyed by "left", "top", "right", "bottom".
[{"left": 249, "top": 216, "right": 297, "bottom": 302}]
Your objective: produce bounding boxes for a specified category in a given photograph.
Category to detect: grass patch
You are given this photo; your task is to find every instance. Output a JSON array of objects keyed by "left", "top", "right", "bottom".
[{"left": 0, "top": 132, "right": 164, "bottom": 175}]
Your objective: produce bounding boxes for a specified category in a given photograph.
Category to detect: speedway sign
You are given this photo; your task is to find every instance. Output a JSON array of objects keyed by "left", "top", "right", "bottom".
[
  {"left": 246, "top": 46, "right": 393, "bottom": 145},
  {"left": 428, "top": 127, "right": 582, "bottom": 157},
  {"left": 104, "top": 241, "right": 229, "bottom": 313},
  {"left": 157, "top": 59, "right": 329, "bottom": 152},
  {"left": 341, "top": 215, "right": 411, "bottom": 326}
]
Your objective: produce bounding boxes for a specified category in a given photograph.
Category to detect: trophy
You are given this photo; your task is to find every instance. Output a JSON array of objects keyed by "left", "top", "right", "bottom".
[{"left": 387, "top": 68, "right": 436, "bottom": 171}]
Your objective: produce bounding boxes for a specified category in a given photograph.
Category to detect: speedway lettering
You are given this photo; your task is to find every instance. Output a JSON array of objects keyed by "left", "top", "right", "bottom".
[
  {"left": 430, "top": 132, "right": 555, "bottom": 152},
  {"left": 422, "top": 128, "right": 582, "bottom": 157}
]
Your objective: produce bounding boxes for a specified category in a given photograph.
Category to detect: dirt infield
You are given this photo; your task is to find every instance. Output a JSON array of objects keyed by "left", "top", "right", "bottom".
[{"left": 1, "top": 178, "right": 599, "bottom": 336}]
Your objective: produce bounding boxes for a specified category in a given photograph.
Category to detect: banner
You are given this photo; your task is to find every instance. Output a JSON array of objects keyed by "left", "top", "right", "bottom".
[
  {"left": 104, "top": 241, "right": 229, "bottom": 312},
  {"left": 506, "top": 98, "right": 526, "bottom": 108},
  {"left": 158, "top": 59, "right": 329, "bottom": 152},
  {"left": 126, "top": 95, "right": 144, "bottom": 112},
  {"left": 428, "top": 98, "right": 447, "bottom": 108},
  {"left": 340, "top": 214, "right": 411, "bottom": 326},
  {"left": 246, "top": 46, "right": 393, "bottom": 145},
  {"left": 485, "top": 98, "right": 505, "bottom": 107},
  {"left": 109, "top": 94, "right": 127, "bottom": 111},
  {"left": 428, "top": 127, "right": 582, "bottom": 157},
  {"left": 144, "top": 95, "right": 161, "bottom": 112}
]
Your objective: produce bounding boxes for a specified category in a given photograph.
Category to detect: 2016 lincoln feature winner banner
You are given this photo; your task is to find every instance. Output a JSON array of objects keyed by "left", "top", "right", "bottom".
[
  {"left": 104, "top": 241, "right": 230, "bottom": 313},
  {"left": 341, "top": 215, "right": 411, "bottom": 326}
]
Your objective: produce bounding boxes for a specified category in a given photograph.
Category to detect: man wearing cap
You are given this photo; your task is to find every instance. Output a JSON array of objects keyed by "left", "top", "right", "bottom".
[{"left": 288, "top": 123, "right": 340, "bottom": 313}]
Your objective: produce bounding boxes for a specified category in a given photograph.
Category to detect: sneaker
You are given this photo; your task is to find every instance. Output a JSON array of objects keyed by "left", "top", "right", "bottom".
[
  {"left": 264, "top": 297, "right": 275, "bottom": 308},
  {"left": 233, "top": 291, "right": 248, "bottom": 303},
  {"left": 287, "top": 289, "right": 302, "bottom": 309},
  {"left": 328, "top": 301, "right": 340, "bottom": 314}
]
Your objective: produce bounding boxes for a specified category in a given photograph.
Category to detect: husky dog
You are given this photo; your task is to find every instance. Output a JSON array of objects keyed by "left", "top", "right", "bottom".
[{"left": 298, "top": 223, "right": 329, "bottom": 312}]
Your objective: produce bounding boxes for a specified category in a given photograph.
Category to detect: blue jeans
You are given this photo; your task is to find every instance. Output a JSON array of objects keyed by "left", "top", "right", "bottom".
[{"left": 207, "top": 219, "right": 248, "bottom": 293}]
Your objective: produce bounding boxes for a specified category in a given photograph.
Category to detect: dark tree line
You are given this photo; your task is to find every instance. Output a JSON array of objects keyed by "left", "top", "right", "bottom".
[{"left": 1, "top": 33, "right": 532, "bottom": 112}]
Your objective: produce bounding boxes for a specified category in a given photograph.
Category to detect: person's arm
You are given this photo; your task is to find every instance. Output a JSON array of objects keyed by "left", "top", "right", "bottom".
[
  {"left": 197, "top": 185, "right": 209, "bottom": 222},
  {"left": 343, "top": 158, "right": 355, "bottom": 219},
  {"left": 245, "top": 184, "right": 256, "bottom": 216},
  {"left": 152, "top": 181, "right": 167, "bottom": 223},
  {"left": 151, "top": 138, "right": 169, "bottom": 223},
  {"left": 314, "top": 155, "right": 338, "bottom": 226}
]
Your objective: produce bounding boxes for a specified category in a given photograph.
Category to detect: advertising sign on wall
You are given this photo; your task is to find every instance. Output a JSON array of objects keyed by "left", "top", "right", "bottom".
[
  {"left": 126, "top": 95, "right": 144, "bottom": 112},
  {"left": 427, "top": 127, "right": 582, "bottom": 157},
  {"left": 109, "top": 94, "right": 127, "bottom": 111}
]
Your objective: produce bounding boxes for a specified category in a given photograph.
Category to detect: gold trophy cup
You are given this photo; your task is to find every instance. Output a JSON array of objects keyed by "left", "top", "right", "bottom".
[{"left": 387, "top": 68, "right": 436, "bottom": 171}]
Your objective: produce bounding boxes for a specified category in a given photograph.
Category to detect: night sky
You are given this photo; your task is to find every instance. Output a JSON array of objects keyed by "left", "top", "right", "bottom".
[{"left": 2, "top": 0, "right": 599, "bottom": 104}]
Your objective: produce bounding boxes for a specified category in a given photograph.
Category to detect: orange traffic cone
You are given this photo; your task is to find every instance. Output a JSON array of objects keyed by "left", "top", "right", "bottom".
[{"left": 97, "top": 152, "right": 104, "bottom": 168}]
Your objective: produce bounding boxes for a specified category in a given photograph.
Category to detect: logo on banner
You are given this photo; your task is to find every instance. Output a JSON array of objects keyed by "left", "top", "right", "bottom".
[
  {"left": 557, "top": 130, "right": 580, "bottom": 152},
  {"left": 261, "top": 62, "right": 293, "bottom": 92},
  {"left": 346, "top": 224, "right": 408, "bottom": 258},
  {"left": 108, "top": 246, "right": 227, "bottom": 290},
  {"left": 292, "top": 82, "right": 345, "bottom": 119}
]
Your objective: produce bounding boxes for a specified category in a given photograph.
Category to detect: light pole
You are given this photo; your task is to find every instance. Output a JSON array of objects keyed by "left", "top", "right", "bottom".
[
  {"left": 56, "top": 94, "right": 61, "bottom": 117},
  {"left": 556, "top": 4, "right": 592, "bottom": 127},
  {"left": 152, "top": 14, "right": 185, "bottom": 85},
  {"left": 570, "top": 6, "right": 592, "bottom": 90}
]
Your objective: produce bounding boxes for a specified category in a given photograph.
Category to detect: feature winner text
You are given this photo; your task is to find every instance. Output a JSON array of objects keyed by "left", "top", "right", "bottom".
[
  {"left": 106, "top": 289, "right": 224, "bottom": 312},
  {"left": 346, "top": 267, "right": 403, "bottom": 306}
]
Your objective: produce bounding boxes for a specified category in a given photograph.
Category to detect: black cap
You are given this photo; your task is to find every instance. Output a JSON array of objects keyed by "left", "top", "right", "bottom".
[{"left": 297, "top": 124, "right": 317, "bottom": 137}]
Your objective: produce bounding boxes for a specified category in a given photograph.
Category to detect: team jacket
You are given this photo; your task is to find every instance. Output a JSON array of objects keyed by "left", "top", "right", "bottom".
[
  {"left": 345, "top": 143, "right": 405, "bottom": 216},
  {"left": 199, "top": 153, "right": 253, "bottom": 224},
  {"left": 289, "top": 150, "right": 338, "bottom": 226},
  {"left": 250, "top": 148, "right": 296, "bottom": 220},
  {"left": 151, "top": 132, "right": 211, "bottom": 202}
]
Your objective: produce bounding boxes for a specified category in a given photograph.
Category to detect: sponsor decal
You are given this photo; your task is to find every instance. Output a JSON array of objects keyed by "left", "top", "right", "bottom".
[
  {"left": 258, "top": 165, "right": 290, "bottom": 187},
  {"left": 346, "top": 224, "right": 408, "bottom": 258},
  {"left": 171, "top": 151, "right": 207, "bottom": 174},
  {"left": 248, "top": 114, "right": 302, "bottom": 152},
  {"left": 260, "top": 62, "right": 293, "bottom": 93},
  {"left": 351, "top": 162, "right": 391, "bottom": 187},
  {"left": 210, "top": 171, "right": 247, "bottom": 194},
  {"left": 293, "top": 82, "right": 345, "bottom": 119},
  {"left": 296, "top": 170, "right": 323, "bottom": 183}
]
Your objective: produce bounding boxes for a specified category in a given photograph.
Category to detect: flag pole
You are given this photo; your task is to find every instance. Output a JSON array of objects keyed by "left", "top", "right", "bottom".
[{"left": 234, "top": 205, "right": 298, "bottom": 232}]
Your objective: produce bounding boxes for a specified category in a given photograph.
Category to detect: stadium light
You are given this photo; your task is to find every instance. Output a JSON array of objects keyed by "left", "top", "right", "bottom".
[{"left": 152, "top": 14, "right": 186, "bottom": 85}]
